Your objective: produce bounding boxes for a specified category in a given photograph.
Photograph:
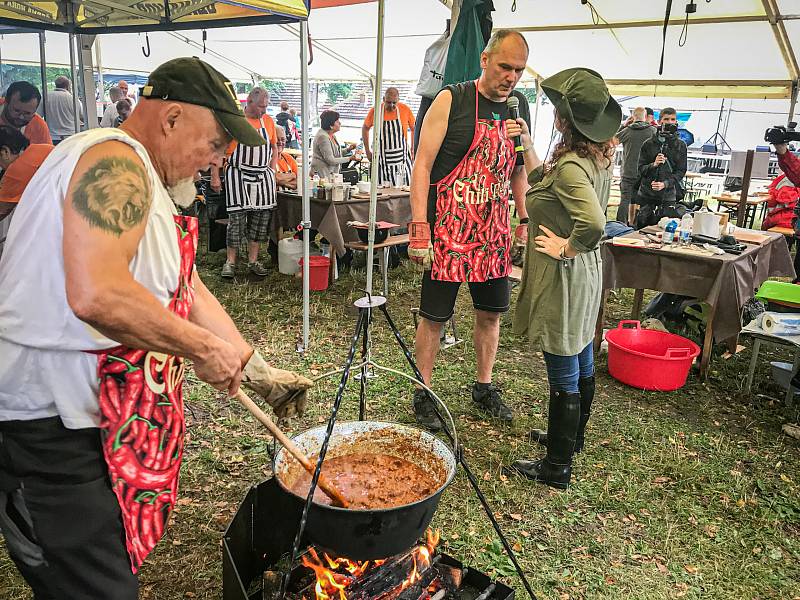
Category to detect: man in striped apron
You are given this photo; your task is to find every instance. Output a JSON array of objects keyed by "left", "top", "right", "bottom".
[
  {"left": 212, "top": 87, "right": 278, "bottom": 279},
  {"left": 362, "top": 87, "right": 415, "bottom": 187}
]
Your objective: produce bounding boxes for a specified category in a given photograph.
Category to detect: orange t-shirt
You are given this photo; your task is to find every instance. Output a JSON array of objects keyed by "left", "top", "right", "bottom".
[
  {"left": 277, "top": 152, "right": 298, "bottom": 175},
  {"left": 225, "top": 114, "right": 277, "bottom": 157},
  {"left": 363, "top": 102, "right": 415, "bottom": 137},
  {"left": 0, "top": 108, "right": 52, "bottom": 146},
  {"left": 0, "top": 144, "right": 54, "bottom": 203}
]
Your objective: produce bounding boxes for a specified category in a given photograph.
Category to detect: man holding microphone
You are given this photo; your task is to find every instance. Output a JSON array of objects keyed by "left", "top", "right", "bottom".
[{"left": 407, "top": 30, "right": 538, "bottom": 429}]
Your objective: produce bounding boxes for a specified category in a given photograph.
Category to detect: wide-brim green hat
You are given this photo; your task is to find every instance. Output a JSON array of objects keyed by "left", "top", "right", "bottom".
[{"left": 541, "top": 67, "right": 622, "bottom": 143}]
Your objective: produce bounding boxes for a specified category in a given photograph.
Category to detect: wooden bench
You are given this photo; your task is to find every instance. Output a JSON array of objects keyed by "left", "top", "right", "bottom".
[
  {"left": 345, "top": 233, "right": 409, "bottom": 295},
  {"left": 768, "top": 226, "right": 795, "bottom": 237}
]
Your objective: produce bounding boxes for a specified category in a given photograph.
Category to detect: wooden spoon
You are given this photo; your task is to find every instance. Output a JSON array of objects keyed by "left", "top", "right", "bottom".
[{"left": 234, "top": 389, "right": 350, "bottom": 508}]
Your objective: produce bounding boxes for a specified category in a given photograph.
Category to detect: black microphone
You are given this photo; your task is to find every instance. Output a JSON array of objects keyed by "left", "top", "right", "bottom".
[{"left": 506, "top": 96, "right": 524, "bottom": 153}]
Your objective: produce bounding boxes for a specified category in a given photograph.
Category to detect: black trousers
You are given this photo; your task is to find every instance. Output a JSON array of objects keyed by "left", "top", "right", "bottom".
[{"left": 0, "top": 417, "right": 137, "bottom": 600}]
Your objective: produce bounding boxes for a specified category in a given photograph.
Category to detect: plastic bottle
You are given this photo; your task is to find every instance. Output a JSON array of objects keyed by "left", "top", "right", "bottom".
[
  {"left": 679, "top": 214, "right": 694, "bottom": 245},
  {"left": 312, "top": 175, "right": 320, "bottom": 195},
  {"left": 663, "top": 219, "right": 678, "bottom": 245}
]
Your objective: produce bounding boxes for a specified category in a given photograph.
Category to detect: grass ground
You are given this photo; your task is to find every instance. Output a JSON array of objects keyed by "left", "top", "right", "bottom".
[{"left": 1, "top": 246, "right": 798, "bottom": 599}]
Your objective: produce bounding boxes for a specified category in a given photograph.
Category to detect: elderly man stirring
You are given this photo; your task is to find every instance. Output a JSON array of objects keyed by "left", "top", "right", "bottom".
[{"left": 0, "top": 58, "right": 312, "bottom": 598}]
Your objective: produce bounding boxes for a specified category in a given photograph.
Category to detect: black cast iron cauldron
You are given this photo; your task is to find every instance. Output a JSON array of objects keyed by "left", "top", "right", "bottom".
[{"left": 273, "top": 421, "right": 456, "bottom": 560}]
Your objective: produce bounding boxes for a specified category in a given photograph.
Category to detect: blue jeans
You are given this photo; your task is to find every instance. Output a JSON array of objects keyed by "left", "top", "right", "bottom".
[{"left": 543, "top": 342, "right": 594, "bottom": 394}]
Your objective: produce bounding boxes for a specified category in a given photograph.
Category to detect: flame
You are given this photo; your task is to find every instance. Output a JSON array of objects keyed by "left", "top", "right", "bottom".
[{"left": 302, "top": 529, "right": 441, "bottom": 600}]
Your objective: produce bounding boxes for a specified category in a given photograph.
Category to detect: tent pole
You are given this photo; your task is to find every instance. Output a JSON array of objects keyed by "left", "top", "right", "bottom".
[
  {"left": 789, "top": 80, "right": 798, "bottom": 121},
  {"left": 69, "top": 34, "right": 80, "bottom": 135},
  {"left": 38, "top": 31, "right": 48, "bottom": 123},
  {"left": 300, "top": 19, "right": 311, "bottom": 353},
  {"left": 96, "top": 37, "right": 105, "bottom": 102},
  {"left": 531, "top": 76, "right": 541, "bottom": 144},
  {"left": 366, "top": 0, "right": 386, "bottom": 297}
]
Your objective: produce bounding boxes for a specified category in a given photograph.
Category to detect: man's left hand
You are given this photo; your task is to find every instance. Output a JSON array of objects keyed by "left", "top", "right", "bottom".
[
  {"left": 242, "top": 351, "right": 313, "bottom": 418},
  {"left": 775, "top": 143, "right": 788, "bottom": 156},
  {"left": 514, "top": 223, "right": 528, "bottom": 244},
  {"left": 651, "top": 181, "right": 666, "bottom": 191}
]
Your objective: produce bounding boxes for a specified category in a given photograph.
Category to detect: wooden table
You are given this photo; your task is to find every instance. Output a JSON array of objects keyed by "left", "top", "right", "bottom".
[
  {"left": 712, "top": 195, "right": 767, "bottom": 229},
  {"left": 273, "top": 188, "right": 410, "bottom": 257},
  {"left": 595, "top": 230, "right": 795, "bottom": 379}
]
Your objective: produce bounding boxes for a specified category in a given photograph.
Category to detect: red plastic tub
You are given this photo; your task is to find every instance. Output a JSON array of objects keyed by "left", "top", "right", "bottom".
[
  {"left": 299, "top": 256, "right": 330, "bottom": 291},
  {"left": 605, "top": 320, "right": 700, "bottom": 391}
]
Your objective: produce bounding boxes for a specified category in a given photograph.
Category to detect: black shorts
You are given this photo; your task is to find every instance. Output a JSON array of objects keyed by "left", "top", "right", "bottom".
[{"left": 419, "top": 271, "right": 510, "bottom": 322}]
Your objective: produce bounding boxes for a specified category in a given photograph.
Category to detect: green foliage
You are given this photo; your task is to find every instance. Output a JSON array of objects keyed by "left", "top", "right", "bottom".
[
  {"left": 0, "top": 64, "right": 71, "bottom": 93},
  {"left": 321, "top": 82, "right": 354, "bottom": 106},
  {"left": 258, "top": 79, "right": 285, "bottom": 97},
  {"left": 516, "top": 86, "right": 537, "bottom": 104}
]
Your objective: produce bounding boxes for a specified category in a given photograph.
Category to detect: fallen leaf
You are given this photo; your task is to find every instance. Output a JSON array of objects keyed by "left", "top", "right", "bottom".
[
  {"left": 509, "top": 513, "right": 523, "bottom": 521},
  {"left": 483, "top": 471, "right": 491, "bottom": 481},
  {"left": 605, "top": 576, "right": 616, "bottom": 585},
  {"left": 684, "top": 564, "right": 698, "bottom": 575},
  {"left": 520, "top": 530, "right": 530, "bottom": 538},
  {"left": 656, "top": 562, "right": 668, "bottom": 574},
  {"left": 512, "top": 542, "right": 523, "bottom": 552},
  {"left": 172, "top": 540, "right": 183, "bottom": 546}
]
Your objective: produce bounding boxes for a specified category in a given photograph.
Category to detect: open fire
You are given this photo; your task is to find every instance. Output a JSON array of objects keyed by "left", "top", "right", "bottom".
[{"left": 300, "top": 530, "right": 443, "bottom": 600}]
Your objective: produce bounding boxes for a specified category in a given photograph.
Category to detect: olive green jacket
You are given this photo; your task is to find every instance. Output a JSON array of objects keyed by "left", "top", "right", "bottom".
[{"left": 513, "top": 152, "right": 610, "bottom": 356}]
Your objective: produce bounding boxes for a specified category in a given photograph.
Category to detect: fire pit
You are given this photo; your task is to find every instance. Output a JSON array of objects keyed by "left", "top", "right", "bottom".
[{"left": 223, "top": 479, "right": 514, "bottom": 600}]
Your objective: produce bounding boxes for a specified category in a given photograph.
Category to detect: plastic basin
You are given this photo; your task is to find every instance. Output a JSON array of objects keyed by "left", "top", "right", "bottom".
[{"left": 605, "top": 320, "right": 700, "bottom": 391}]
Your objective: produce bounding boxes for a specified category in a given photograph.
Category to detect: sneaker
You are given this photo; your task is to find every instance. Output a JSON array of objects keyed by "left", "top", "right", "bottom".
[
  {"left": 221, "top": 262, "right": 235, "bottom": 279},
  {"left": 472, "top": 383, "right": 513, "bottom": 421},
  {"left": 248, "top": 261, "right": 269, "bottom": 277},
  {"left": 413, "top": 389, "right": 442, "bottom": 432}
]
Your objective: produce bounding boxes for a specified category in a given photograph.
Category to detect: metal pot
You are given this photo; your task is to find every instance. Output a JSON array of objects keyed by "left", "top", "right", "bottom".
[{"left": 274, "top": 421, "right": 456, "bottom": 560}]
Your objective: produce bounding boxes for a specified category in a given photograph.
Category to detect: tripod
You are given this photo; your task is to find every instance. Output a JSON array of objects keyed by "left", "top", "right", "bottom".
[{"left": 280, "top": 292, "right": 538, "bottom": 600}]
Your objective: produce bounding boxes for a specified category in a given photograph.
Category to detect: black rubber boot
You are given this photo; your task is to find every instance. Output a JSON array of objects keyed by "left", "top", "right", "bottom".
[
  {"left": 575, "top": 375, "right": 595, "bottom": 453},
  {"left": 507, "top": 390, "right": 580, "bottom": 489},
  {"left": 528, "top": 376, "right": 595, "bottom": 453},
  {"left": 413, "top": 389, "right": 442, "bottom": 432}
]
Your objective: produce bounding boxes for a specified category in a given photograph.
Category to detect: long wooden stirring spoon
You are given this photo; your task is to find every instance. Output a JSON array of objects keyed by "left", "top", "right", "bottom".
[{"left": 234, "top": 389, "right": 350, "bottom": 508}]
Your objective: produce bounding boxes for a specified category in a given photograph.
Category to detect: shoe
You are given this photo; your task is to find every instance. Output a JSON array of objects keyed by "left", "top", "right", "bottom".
[
  {"left": 472, "top": 383, "right": 512, "bottom": 421},
  {"left": 248, "top": 261, "right": 269, "bottom": 277},
  {"left": 413, "top": 389, "right": 442, "bottom": 432},
  {"left": 505, "top": 389, "right": 580, "bottom": 489},
  {"left": 527, "top": 376, "right": 595, "bottom": 453},
  {"left": 221, "top": 262, "right": 235, "bottom": 279}
]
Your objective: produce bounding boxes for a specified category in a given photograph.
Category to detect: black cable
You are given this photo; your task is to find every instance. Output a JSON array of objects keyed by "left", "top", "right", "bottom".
[{"left": 659, "top": 0, "right": 673, "bottom": 75}]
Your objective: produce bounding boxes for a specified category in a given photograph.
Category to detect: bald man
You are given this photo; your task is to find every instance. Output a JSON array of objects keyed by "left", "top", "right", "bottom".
[
  {"left": 362, "top": 87, "right": 415, "bottom": 186},
  {"left": 0, "top": 58, "right": 312, "bottom": 597},
  {"left": 48, "top": 75, "right": 83, "bottom": 144}
]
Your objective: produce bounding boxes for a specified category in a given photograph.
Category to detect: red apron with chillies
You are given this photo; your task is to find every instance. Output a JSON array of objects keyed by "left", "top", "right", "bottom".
[
  {"left": 431, "top": 82, "right": 517, "bottom": 282},
  {"left": 95, "top": 214, "right": 198, "bottom": 573}
]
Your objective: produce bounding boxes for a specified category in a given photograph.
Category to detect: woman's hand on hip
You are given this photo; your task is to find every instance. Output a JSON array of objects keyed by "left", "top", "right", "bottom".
[{"left": 534, "top": 225, "right": 569, "bottom": 259}]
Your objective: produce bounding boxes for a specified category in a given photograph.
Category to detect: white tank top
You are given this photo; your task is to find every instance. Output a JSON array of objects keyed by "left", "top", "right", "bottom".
[{"left": 0, "top": 128, "right": 180, "bottom": 428}]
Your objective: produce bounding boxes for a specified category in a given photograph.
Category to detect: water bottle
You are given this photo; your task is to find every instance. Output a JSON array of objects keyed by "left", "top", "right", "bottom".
[
  {"left": 663, "top": 219, "right": 678, "bottom": 244},
  {"left": 679, "top": 214, "right": 694, "bottom": 246}
]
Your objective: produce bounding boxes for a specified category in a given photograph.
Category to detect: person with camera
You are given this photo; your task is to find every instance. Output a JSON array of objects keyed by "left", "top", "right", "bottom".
[
  {"left": 631, "top": 107, "right": 687, "bottom": 229},
  {"left": 774, "top": 141, "right": 800, "bottom": 187}
]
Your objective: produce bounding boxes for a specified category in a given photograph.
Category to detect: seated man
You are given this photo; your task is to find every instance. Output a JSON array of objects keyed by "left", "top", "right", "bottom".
[
  {"left": 275, "top": 127, "right": 298, "bottom": 190},
  {"left": 0, "top": 125, "right": 54, "bottom": 256}
]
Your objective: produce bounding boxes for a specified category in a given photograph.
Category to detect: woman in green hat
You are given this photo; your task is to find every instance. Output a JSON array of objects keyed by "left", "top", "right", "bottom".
[{"left": 506, "top": 67, "right": 621, "bottom": 489}]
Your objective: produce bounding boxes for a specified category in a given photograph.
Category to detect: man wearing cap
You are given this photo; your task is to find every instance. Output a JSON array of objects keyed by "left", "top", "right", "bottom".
[
  {"left": 0, "top": 125, "right": 54, "bottom": 257},
  {"left": 408, "top": 29, "right": 536, "bottom": 430},
  {"left": 211, "top": 87, "right": 279, "bottom": 279},
  {"left": 0, "top": 58, "right": 313, "bottom": 598}
]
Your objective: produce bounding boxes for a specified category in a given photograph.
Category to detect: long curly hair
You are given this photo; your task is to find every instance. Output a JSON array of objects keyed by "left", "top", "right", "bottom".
[{"left": 543, "top": 111, "right": 616, "bottom": 175}]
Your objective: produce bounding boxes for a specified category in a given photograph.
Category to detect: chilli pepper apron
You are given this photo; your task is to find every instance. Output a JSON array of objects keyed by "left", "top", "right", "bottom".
[
  {"left": 431, "top": 82, "right": 517, "bottom": 282},
  {"left": 95, "top": 215, "right": 198, "bottom": 572}
]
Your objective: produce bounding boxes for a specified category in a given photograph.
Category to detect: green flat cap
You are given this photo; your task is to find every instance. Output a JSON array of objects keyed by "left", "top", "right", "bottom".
[
  {"left": 141, "top": 57, "right": 265, "bottom": 147},
  {"left": 541, "top": 67, "right": 622, "bottom": 143}
]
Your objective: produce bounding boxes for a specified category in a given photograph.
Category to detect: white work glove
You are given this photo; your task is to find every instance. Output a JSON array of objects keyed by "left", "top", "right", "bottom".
[
  {"left": 408, "top": 221, "right": 434, "bottom": 270},
  {"left": 242, "top": 351, "right": 313, "bottom": 418}
]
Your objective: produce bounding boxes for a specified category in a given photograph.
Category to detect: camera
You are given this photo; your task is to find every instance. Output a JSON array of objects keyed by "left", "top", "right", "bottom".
[{"left": 764, "top": 122, "right": 800, "bottom": 145}]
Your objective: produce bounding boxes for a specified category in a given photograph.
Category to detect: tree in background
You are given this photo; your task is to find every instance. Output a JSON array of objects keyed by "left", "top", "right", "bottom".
[
  {"left": 516, "top": 86, "right": 537, "bottom": 105},
  {"left": 0, "top": 64, "right": 71, "bottom": 94},
  {"left": 321, "top": 82, "right": 353, "bottom": 106}
]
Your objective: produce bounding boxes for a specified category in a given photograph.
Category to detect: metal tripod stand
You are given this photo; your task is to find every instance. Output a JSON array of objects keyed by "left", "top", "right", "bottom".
[{"left": 280, "top": 293, "right": 537, "bottom": 600}]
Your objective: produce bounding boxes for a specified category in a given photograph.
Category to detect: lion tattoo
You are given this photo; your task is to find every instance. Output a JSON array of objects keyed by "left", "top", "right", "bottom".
[{"left": 72, "top": 156, "right": 151, "bottom": 236}]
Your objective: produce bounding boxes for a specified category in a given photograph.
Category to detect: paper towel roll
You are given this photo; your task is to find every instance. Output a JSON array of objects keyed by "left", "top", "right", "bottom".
[{"left": 760, "top": 312, "right": 800, "bottom": 336}]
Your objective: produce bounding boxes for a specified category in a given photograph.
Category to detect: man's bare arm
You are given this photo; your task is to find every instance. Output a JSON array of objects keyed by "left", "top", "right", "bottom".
[
  {"left": 410, "top": 91, "right": 452, "bottom": 222},
  {"left": 190, "top": 271, "right": 253, "bottom": 366},
  {"left": 63, "top": 141, "right": 241, "bottom": 391}
]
